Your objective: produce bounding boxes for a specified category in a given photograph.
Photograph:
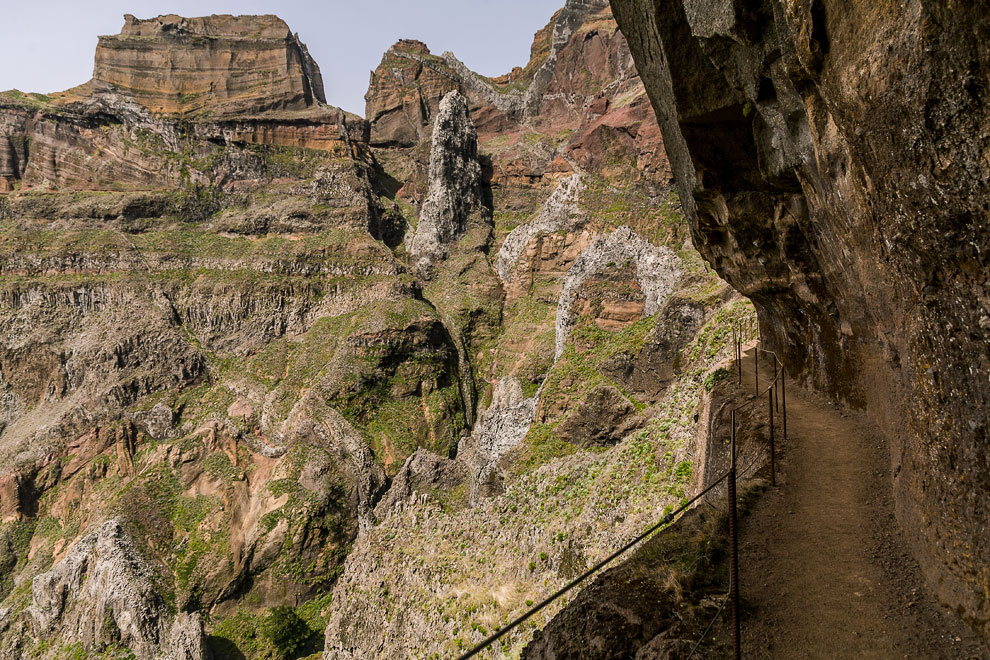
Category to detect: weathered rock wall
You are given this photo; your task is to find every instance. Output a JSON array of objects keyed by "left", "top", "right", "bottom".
[
  {"left": 0, "top": 14, "right": 474, "bottom": 658},
  {"left": 29, "top": 519, "right": 210, "bottom": 660},
  {"left": 611, "top": 0, "right": 990, "bottom": 636},
  {"left": 0, "top": 4, "right": 735, "bottom": 658},
  {"left": 94, "top": 13, "right": 325, "bottom": 116},
  {"left": 0, "top": 90, "right": 368, "bottom": 193}
]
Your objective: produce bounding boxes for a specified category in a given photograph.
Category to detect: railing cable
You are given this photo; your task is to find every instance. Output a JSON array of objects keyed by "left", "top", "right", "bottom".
[
  {"left": 685, "top": 592, "right": 731, "bottom": 660},
  {"left": 456, "top": 469, "right": 732, "bottom": 659},
  {"left": 459, "top": 322, "right": 789, "bottom": 660}
]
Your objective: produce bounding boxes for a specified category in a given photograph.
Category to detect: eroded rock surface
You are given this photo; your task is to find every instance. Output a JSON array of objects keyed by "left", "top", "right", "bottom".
[
  {"left": 555, "top": 227, "right": 681, "bottom": 358},
  {"left": 612, "top": 0, "right": 990, "bottom": 637},
  {"left": 496, "top": 174, "right": 586, "bottom": 285},
  {"left": 408, "top": 91, "right": 490, "bottom": 276},
  {"left": 30, "top": 519, "right": 209, "bottom": 660},
  {"left": 93, "top": 14, "right": 325, "bottom": 115},
  {"left": 556, "top": 384, "right": 638, "bottom": 447},
  {"left": 467, "top": 377, "right": 541, "bottom": 501}
]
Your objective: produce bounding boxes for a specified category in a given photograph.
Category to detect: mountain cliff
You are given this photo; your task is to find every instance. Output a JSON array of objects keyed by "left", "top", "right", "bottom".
[
  {"left": 92, "top": 14, "right": 326, "bottom": 116},
  {"left": 0, "top": 5, "right": 754, "bottom": 659},
  {"left": 611, "top": 0, "right": 990, "bottom": 640}
]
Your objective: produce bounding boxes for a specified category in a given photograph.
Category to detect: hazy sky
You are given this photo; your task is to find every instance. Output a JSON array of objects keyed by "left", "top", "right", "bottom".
[{"left": 0, "top": 0, "right": 565, "bottom": 116}]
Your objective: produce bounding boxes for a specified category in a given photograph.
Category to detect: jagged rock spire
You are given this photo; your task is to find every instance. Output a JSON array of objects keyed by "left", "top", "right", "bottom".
[{"left": 408, "top": 90, "right": 489, "bottom": 277}]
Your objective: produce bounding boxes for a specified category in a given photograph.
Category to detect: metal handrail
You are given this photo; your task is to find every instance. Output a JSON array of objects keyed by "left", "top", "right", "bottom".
[
  {"left": 456, "top": 469, "right": 732, "bottom": 659},
  {"left": 458, "top": 320, "right": 788, "bottom": 659},
  {"left": 686, "top": 592, "right": 731, "bottom": 659}
]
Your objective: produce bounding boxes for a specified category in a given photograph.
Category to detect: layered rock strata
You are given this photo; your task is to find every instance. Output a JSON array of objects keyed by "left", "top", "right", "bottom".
[
  {"left": 93, "top": 14, "right": 326, "bottom": 115},
  {"left": 0, "top": 12, "right": 363, "bottom": 195}
]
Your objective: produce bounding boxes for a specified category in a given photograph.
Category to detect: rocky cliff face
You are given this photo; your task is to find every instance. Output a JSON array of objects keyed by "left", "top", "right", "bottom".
[
  {"left": 0, "top": 13, "right": 360, "bottom": 195},
  {"left": 0, "top": 88, "right": 366, "bottom": 195},
  {"left": 0, "top": 4, "right": 754, "bottom": 659},
  {"left": 93, "top": 14, "right": 326, "bottom": 116},
  {"left": 611, "top": 0, "right": 990, "bottom": 638},
  {"left": 0, "top": 12, "right": 472, "bottom": 659},
  {"left": 29, "top": 519, "right": 210, "bottom": 660},
  {"left": 364, "top": 0, "right": 669, "bottom": 187}
]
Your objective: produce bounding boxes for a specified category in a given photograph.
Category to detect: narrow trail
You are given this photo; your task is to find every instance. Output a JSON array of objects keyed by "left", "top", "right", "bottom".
[{"left": 732, "top": 344, "right": 987, "bottom": 659}]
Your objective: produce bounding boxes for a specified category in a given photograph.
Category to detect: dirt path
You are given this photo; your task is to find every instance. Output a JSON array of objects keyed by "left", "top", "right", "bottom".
[{"left": 733, "top": 344, "right": 987, "bottom": 659}]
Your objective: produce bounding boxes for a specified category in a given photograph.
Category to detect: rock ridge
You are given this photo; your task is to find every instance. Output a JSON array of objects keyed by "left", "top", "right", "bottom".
[{"left": 30, "top": 519, "right": 210, "bottom": 660}]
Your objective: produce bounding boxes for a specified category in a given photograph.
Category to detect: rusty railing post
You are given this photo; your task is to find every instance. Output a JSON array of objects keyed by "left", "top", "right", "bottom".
[
  {"left": 768, "top": 383, "right": 776, "bottom": 487},
  {"left": 754, "top": 345, "right": 759, "bottom": 395},
  {"left": 781, "top": 364, "right": 787, "bottom": 440},
  {"left": 773, "top": 354, "right": 779, "bottom": 413},
  {"left": 737, "top": 328, "right": 742, "bottom": 385},
  {"left": 729, "top": 409, "right": 742, "bottom": 660}
]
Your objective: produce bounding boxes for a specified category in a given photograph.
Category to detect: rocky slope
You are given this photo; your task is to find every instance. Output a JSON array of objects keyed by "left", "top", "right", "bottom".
[
  {"left": 29, "top": 519, "right": 210, "bottom": 660},
  {"left": 0, "top": 4, "right": 752, "bottom": 659},
  {"left": 611, "top": 0, "right": 990, "bottom": 640},
  {"left": 315, "top": 3, "right": 754, "bottom": 656}
]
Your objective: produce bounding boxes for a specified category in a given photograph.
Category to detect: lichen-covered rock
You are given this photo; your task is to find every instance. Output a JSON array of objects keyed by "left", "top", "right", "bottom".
[
  {"left": 132, "top": 402, "right": 178, "bottom": 441},
  {"left": 496, "top": 174, "right": 586, "bottom": 285},
  {"left": 373, "top": 449, "right": 468, "bottom": 516},
  {"left": 467, "top": 376, "right": 540, "bottom": 501},
  {"left": 168, "top": 613, "right": 213, "bottom": 660},
  {"left": 602, "top": 296, "right": 707, "bottom": 401},
  {"left": 29, "top": 519, "right": 209, "bottom": 660},
  {"left": 612, "top": 0, "right": 990, "bottom": 637},
  {"left": 408, "top": 91, "right": 491, "bottom": 276}
]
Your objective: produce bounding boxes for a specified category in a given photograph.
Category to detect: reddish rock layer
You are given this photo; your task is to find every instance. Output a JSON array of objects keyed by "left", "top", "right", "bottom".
[
  {"left": 364, "top": 0, "right": 670, "bottom": 189},
  {"left": 93, "top": 14, "right": 326, "bottom": 116},
  {"left": 0, "top": 93, "right": 368, "bottom": 193}
]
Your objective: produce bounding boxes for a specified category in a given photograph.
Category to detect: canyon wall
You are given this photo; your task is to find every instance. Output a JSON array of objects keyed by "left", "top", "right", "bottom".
[
  {"left": 611, "top": 0, "right": 990, "bottom": 636},
  {"left": 0, "top": 13, "right": 466, "bottom": 660},
  {"left": 0, "top": 3, "right": 756, "bottom": 658}
]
